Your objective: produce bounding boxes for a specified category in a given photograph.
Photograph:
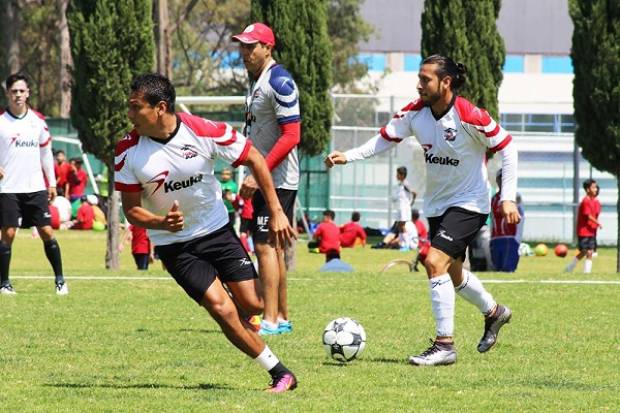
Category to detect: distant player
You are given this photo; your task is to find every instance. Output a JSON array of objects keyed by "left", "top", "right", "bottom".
[
  {"left": 0, "top": 74, "right": 68, "bottom": 295},
  {"left": 565, "top": 179, "right": 601, "bottom": 273},
  {"left": 490, "top": 169, "right": 524, "bottom": 272},
  {"left": 115, "top": 73, "right": 297, "bottom": 392},
  {"left": 340, "top": 211, "right": 367, "bottom": 248},
  {"left": 234, "top": 22, "right": 301, "bottom": 336},
  {"left": 326, "top": 55, "right": 518, "bottom": 366}
]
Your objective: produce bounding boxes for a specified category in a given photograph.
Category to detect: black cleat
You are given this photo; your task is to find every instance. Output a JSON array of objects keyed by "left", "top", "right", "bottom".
[{"left": 478, "top": 304, "right": 512, "bottom": 353}]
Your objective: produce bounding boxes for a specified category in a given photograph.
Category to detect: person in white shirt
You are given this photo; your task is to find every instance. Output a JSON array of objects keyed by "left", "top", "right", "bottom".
[
  {"left": 115, "top": 73, "right": 297, "bottom": 393},
  {"left": 233, "top": 22, "right": 301, "bottom": 336},
  {"left": 393, "top": 166, "right": 417, "bottom": 222},
  {"left": 0, "top": 74, "right": 68, "bottom": 295},
  {"left": 326, "top": 55, "right": 519, "bottom": 366}
]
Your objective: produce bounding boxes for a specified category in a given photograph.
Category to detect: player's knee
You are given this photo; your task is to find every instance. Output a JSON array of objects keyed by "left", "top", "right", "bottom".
[
  {"left": 424, "top": 251, "right": 448, "bottom": 276},
  {"left": 244, "top": 297, "right": 264, "bottom": 315},
  {"left": 207, "top": 299, "right": 238, "bottom": 324}
]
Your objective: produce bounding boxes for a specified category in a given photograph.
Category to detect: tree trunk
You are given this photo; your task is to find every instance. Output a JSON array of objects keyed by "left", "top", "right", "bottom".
[
  {"left": 153, "top": 0, "right": 172, "bottom": 78},
  {"left": 57, "top": 0, "right": 72, "bottom": 118},
  {"left": 2, "top": 0, "right": 21, "bottom": 73},
  {"left": 617, "top": 172, "right": 619, "bottom": 273},
  {"left": 105, "top": 167, "right": 121, "bottom": 270}
]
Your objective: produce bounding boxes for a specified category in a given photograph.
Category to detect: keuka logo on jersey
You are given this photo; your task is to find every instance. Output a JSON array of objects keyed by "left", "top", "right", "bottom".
[
  {"left": 424, "top": 152, "right": 460, "bottom": 166},
  {"left": 164, "top": 174, "right": 203, "bottom": 193},
  {"left": 10, "top": 137, "right": 38, "bottom": 148}
]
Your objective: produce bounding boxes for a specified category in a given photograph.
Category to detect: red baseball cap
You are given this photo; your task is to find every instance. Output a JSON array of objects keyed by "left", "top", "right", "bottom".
[{"left": 232, "top": 22, "right": 275, "bottom": 46}]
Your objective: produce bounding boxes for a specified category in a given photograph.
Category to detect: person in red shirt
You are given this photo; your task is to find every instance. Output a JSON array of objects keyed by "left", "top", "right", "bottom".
[
  {"left": 340, "top": 211, "right": 367, "bottom": 248},
  {"left": 71, "top": 195, "right": 94, "bottom": 230},
  {"left": 235, "top": 195, "right": 254, "bottom": 254},
  {"left": 566, "top": 179, "right": 602, "bottom": 273},
  {"left": 412, "top": 209, "right": 431, "bottom": 271},
  {"left": 310, "top": 210, "right": 341, "bottom": 262},
  {"left": 54, "top": 150, "right": 71, "bottom": 197},
  {"left": 120, "top": 224, "right": 153, "bottom": 270},
  {"left": 48, "top": 202, "right": 60, "bottom": 230},
  {"left": 68, "top": 158, "right": 88, "bottom": 202}
]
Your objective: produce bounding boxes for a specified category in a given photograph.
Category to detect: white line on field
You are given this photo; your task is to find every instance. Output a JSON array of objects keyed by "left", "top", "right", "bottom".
[{"left": 9, "top": 276, "right": 620, "bottom": 285}]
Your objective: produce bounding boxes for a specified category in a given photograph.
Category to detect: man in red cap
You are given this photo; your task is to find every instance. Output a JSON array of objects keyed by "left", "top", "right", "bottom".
[{"left": 233, "top": 23, "right": 302, "bottom": 336}]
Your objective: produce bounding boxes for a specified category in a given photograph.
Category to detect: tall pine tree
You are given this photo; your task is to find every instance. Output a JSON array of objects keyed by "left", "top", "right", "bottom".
[
  {"left": 68, "top": 0, "right": 154, "bottom": 269},
  {"left": 421, "top": 0, "right": 505, "bottom": 119},
  {"left": 570, "top": 0, "right": 620, "bottom": 271},
  {"left": 251, "top": 0, "right": 333, "bottom": 156}
]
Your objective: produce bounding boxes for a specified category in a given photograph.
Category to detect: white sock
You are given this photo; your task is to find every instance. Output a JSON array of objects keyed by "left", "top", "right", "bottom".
[
  {"left": 254, "top": 345, "right": 279, "bottom": 371},
  {"left": 429, "top": 274, "right": 455, "bottom": 338},
  {"left": 261, "top": 319, "right": 278, "bottom": 329},
  {"left": 456, "top": 270, "right": 497, "bottom": 315},
  {"left": 565, "top": 257, "right": 578, "bottom": 272},
  {"left": 583, "top": 259, "right": 592, "bottom": 274}
]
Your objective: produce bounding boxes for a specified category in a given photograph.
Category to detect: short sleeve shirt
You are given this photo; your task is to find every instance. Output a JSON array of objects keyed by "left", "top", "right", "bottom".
[
  {"left": 114, "top": 113, "right": 251, "bottom": 246},
  {"left": 576, "top": 196, "right": 601, "bottom": 237},
  {"left": 0, "top": 108, "right": 54, "bottom": 193}
]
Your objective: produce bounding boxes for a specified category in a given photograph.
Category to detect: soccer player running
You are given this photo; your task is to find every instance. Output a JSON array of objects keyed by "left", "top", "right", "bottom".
[
  {"left": 325, "top": 55, "right": 519, "bottom": 366},
  {"left": 0, "top": 74, "right": 68, "bottom": 295},
  {"left": 115, "top": 73, "right": 297, "bottom": 392},
  {"left": 565, "top": 179, "right": 602, "bottom": 273},
  {"left": 233, "top": 23, "right": 301, "bottom": 335}
]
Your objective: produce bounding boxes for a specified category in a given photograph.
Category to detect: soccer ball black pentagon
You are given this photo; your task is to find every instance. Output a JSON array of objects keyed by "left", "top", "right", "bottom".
[{"left": 322, "top": 317, "right": 366, "bottom": 362}]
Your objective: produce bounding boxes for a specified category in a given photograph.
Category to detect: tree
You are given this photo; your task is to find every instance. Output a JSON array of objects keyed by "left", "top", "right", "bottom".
[
  {"left": 421, "top": 0, "right": 505, "bottom": 119},
  {"left": 68, "top": 0, "right": 154, "bottom": 270},
  {"left": 251, "top": 0, "right": 333, "bottom": 157},
  {"left": 327, "top": 0, "right": 374, "bottom": 91},
  {"left": 57, "top": 0, "right": 72, "bottom": 118},
  {"left": 570, "top": 0, "right": 620, "bottom": 271}
]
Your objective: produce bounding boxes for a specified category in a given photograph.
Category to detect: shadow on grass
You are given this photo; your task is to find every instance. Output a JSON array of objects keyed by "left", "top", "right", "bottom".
[
  {"left": 44, "top": 382, "right": 233, "bottom": 391},
  {"left": 177, "top": 328, "right": 221, "bottom": 334},
  {"left": 364, "top": 356, "right": 405, "bottom": 364}
]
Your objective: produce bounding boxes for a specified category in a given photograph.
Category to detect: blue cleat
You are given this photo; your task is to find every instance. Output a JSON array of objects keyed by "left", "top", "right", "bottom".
[{"left": 278, "top": 320, "right": 293, "bottom": 334}]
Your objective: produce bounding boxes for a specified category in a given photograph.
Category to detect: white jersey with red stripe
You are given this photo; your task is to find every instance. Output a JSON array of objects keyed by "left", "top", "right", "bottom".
[
  {"left": 378, "top": 96, "right": 513, "bottom": 217},
  {"left": 0, "top": 108, "right": 55, "bottom": 193},
  {"left": 244, "top": 60, "right": 300, "bottom": 189},
  {"left": 114, "top": 113, "right": 251, "bottom": 246}
]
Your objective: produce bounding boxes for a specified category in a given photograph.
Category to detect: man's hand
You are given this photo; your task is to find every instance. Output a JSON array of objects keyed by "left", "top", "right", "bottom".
[
  {"left": 324, "top": 151, "right": 347, "bottom": 168},
  {"left": 268, "top": 209, "right": 297, "bottom": 249},
  {"left": 239, "top": 175, "right": 258, "bottom": 199},
  {"left": 501, "top": 200, "right": 521, "bottom": 224},
  {"left": 162, "top": 200, "right": 184, "bottom": 232},
  {"left": 48, "top": 187, "right": 57, "bottom": 202},
  {"left": 0, "top": 166, "right": 4, "bottom": 180}
]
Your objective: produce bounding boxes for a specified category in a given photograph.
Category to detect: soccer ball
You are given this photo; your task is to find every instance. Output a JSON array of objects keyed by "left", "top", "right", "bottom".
[
  {"left": 322, "top": 317, "right": 366, "bottom": 362},
  {"left": 534, "top": 243, "right": 548, "bottom": 256},
  {"left": 554, "top": 244, "right": 568, "bottom": 257}
]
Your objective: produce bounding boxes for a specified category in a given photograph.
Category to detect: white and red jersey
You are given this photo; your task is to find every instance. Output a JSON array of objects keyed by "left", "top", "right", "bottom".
[
  {"left": 0, "top": 108, "right": 55, "bottom": 193},
  {"left": 346, "top": 96, "right": 515, "bottom": 217},
  {"left": 114, "top": 113, "right": 251, "bottom": 246},
  {"left": 245, "top": 60, "right": 300, "bottom": 190}
]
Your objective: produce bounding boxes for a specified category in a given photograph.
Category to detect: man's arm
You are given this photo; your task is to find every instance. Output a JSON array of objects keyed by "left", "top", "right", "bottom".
[
  {"left": 264, "top": 122, "right": 300, "bottom": 171},
  {"left": 325, "top": 134, "right": 397, "bottom": 167},
  {"left": 241, "top": 146, "right": 296, "bottom": 248},
  {"left": 121, "top": 191, "right": 184, "bottom": 232}
]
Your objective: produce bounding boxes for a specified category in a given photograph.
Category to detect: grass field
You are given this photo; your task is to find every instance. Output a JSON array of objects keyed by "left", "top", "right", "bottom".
[{"left": 1, "top": 231, "right": 618, "bottom": 412}]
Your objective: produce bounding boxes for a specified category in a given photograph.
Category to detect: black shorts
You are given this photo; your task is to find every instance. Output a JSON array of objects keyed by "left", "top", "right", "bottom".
[
  {"left": 0, "top": 191, "right": 51, "bottom": 228},
  {"left": 239, "top": 217, "right": 252, "bottom": 234},
  {"left": 428, "top": 207, "right": 488, "bottom": 261},
  {"left": 154, "top": 226, "right": 258, "bottom": 304},
  {"left": 250, "top": 188, "right": 296, "bottom": 243},
  {"left": 578, "top": 236, "right": 596, "bottom": 251}
]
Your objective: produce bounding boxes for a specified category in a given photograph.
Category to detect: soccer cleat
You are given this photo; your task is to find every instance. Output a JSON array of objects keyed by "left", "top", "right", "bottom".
[
  {"left": 55, "top": 282, "right": 69, "bottom": 296},
  {"left": 259, "top": 320, "right": 282, "bottom": 336},
  {"left": 278, "top": 320, "right": 293, "bottom": 334},
  {"left": 0, "top": 284, "right": 17, "bottom": 295},
  {"left": 477, "top": 304, "right": 512, "bottom": 353},
  {"left": 247, "top": 315, "right": 262, "bottom": 332},
  {"left": 265, "top": 372, "right": 297, "bottom": 393},
  {"left": 408, "top": 340, "right": 457, "bottom": 366}
]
